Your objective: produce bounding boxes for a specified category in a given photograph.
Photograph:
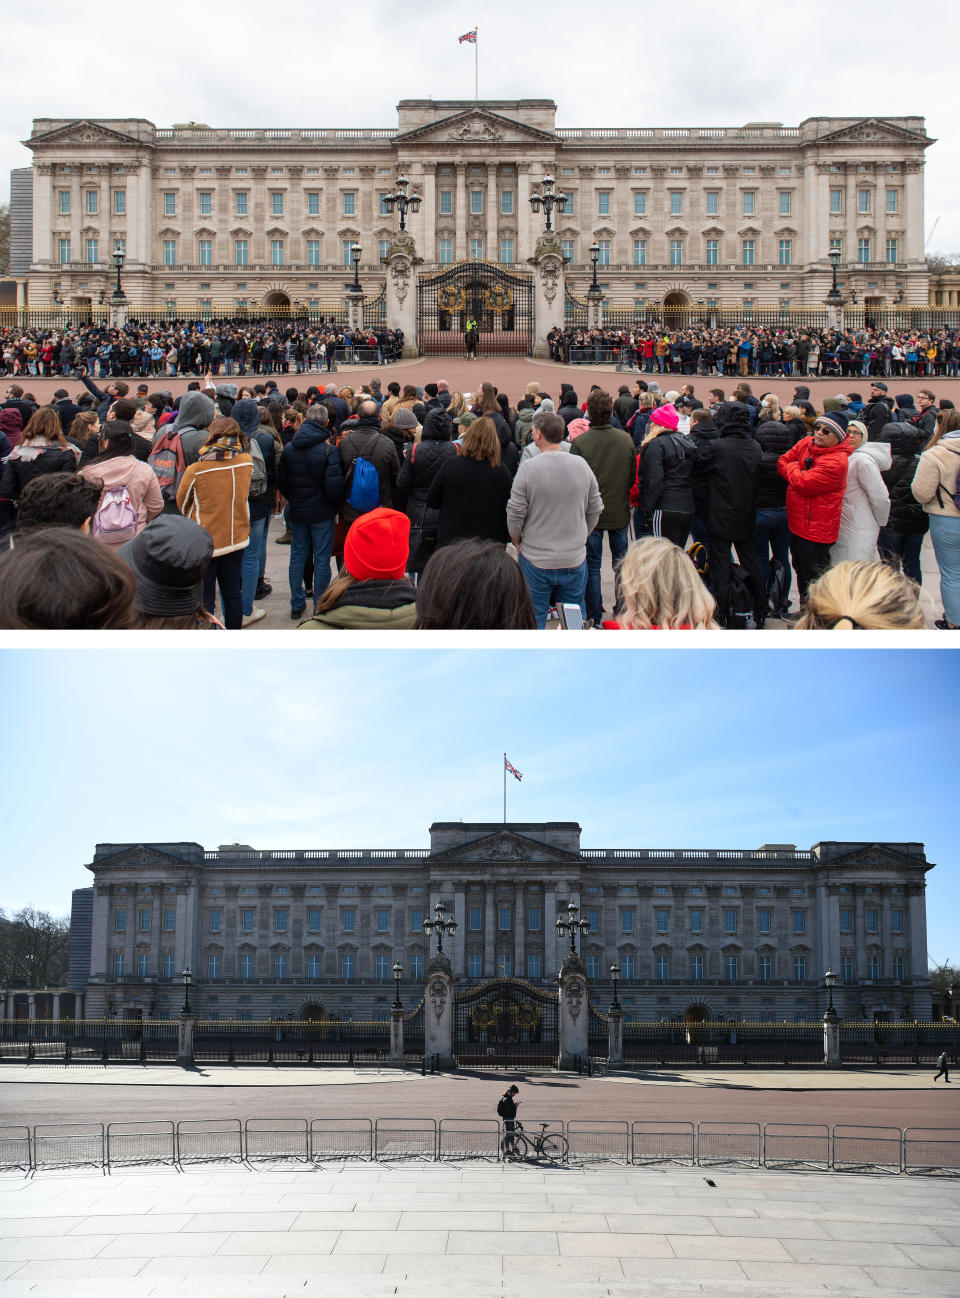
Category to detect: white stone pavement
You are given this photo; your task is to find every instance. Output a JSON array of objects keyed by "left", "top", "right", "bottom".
[{"left": 1, "top": 1160, "right": 958, "bottom": 1298}]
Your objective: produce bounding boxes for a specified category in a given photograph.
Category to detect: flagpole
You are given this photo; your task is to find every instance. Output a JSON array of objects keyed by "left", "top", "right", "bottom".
[
  {"left": 475, "top": 27, "right": 479, "bottom": 101},
  {"left": 503, "top": 751, "right": 506, "bottom": 823}
]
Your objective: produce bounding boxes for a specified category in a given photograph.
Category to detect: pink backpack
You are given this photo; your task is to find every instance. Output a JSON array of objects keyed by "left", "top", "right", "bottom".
[{"left": 92, "top": 483, "right": 138, "bottom": 544}]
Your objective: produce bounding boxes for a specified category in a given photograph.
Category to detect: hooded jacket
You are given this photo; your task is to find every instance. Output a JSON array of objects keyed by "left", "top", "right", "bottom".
[
  {"left": 277, "top": 420, "right": 345, "bottom": 524},
  {"left": 696, "top": 402, "right": 762, "bottom": 537},
  {"left": 393, "top": 417, "right": 458, "bottom": 570},
  {"left": 0, "top": 408, "right": 23, "bottom": 449},
  {"left": 831, "top": 441, "right": 891, "bottom": 563},
  {"left": 777, "top": 435, "right": 852, "bottom": 544},
  {"left": 296, "top": 578, "right": 417, "bottom": 630},
  {"left": 911, "top": 437, "right": 960, "bottom": 519},
  {"left": 232, "top": 399, "right": 277, "bottom": 523},
  {"left": 176, "top": 443, "right": 253, "bottom": 556},
  {"left": 79, "top": 454, "right": 164, "bottom": 546},
  {"left": 173, "top": 392, "right": 217, "bottom": 466},
  {"left": 638, "top": 429, "right": 694, "bottom": 520}
]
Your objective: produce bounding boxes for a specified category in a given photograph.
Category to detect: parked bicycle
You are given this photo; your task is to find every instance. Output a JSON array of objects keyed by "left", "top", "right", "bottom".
[{"left": 501, "top": 1120, "right": 568, "bottom": 1162}]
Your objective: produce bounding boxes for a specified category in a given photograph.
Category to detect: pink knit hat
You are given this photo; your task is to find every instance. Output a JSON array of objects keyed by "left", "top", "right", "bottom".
[
  {"left": 567, "top": 418, "right": 590, "bottom": 440},
  {"left": 650, "top": 403, "right": 680, "bottom": 431}
]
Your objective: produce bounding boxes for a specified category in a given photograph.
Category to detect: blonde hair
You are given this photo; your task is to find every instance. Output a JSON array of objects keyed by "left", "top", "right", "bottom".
[
  {"left": 638, "top": 392, "right": 657, "bottom": 410},
  {"left": 759, "top": 394, "right": 782, "bottom": 422},
  {"left": 447, "top": 391, "right": 467, "bottom": 417},
  {"left": 796, "top": 560, "right": 925, "bottom": 630},
  {"left": 782, "top": 405, "right": 804, "bottom": 422},
  {"left": 617, "top": 536, "right": 719, "bottom": 630},
  {"left": 460, "top": 416, "right": 501, "bottom": 467},
  {"left": 928, "top": 407, "right": 960, "bottom": 448}
]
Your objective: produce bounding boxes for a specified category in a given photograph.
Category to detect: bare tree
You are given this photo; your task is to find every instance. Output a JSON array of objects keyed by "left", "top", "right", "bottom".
[
  {"left": 929, "top": 962, "right": 960, "bottom": 995},
  {"left": 0, "top": 908, "right": 71, "bottom": 986},
  {"left": 925, "top": 252, "right": 960, "bottom": 275}
]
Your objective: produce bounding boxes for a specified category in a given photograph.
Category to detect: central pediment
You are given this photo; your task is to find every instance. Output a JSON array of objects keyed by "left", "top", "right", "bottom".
[
  {"left": 28, "top": 118, "right": 148, "bottom": 149},
  {"left": 431, "top": 829, "right": 581, "bottom": 867},
  {"left": 814, "top": 117, "right": 934, "bottom": 148},
  {"left": 395, "top": 108, "right": 556, "bottom": 147}
]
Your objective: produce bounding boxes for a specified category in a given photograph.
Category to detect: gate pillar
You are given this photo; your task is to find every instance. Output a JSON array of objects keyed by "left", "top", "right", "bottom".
[
  {"left": 390, "top": 1006, "right": 405, "bottom": 1066},
  {"left": 385, "top": 234, "right": 420, "bottom": 358},
  {"left": 529, "top": 234, "right": 566, "bottom": 359},
  {"left": 823, "top": 1006, "right": 840, "bottom": 1066},
  {"left": 177, "top": 1012, "right": 195, "bottom": 1068},
  {"left": 608, "top": 1006, "right": 623, "bottom": 1065},
  {"left": 346, "top": 288, "right": 364, "bottom": 334},
  {"left": 557, "top": 954, "right": 588, "bottom": 1069},
  {"left": 425, "top": 954, "right": 456, "bottom": 1069}
]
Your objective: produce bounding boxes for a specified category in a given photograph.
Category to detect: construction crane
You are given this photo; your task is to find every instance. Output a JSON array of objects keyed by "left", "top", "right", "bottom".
[{"left": 925, "top": 217, "right": 940, "bottom": 250}]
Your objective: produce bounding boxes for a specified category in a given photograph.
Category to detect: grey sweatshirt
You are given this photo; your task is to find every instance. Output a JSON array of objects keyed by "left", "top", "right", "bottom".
[{"left": 507, "top": 450, "right": 603, "bottom": 569}]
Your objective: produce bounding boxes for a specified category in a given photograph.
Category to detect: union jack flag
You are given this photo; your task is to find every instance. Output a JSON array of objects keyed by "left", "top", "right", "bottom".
[
  {"left": 504, "top": 757, "right": 523, "bottom": 782},
  {"left": 458, "top": 28, "right": 477, "bottom": 43}
]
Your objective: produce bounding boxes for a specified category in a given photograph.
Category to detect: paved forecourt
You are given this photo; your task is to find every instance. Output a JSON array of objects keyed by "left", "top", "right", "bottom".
[{"left": 1, "top": 1159, "right": 958, "bottom": 1298}]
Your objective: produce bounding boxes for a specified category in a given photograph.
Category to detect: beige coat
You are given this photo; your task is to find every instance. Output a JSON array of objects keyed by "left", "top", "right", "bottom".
[{"left": 911, "top": 439, "right": 960, "bottom": 518}]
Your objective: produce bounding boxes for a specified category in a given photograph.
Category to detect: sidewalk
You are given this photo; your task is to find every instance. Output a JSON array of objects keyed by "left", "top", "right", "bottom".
[
  {"left": 0, "top": 1063, "right": 946, "bottom": 1089},
  {"left": 1, "top": 1160, "right": 958, "bottom": 1297}
]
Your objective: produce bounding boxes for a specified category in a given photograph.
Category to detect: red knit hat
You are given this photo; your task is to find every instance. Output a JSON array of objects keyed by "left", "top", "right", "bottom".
[{"left": 344, "top": 507, "right": 411, "bottom": 581}]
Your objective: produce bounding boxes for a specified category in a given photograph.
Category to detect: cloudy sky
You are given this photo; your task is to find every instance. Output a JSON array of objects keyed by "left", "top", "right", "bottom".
[
  {"left": 2, "top": 0, "right": 960, "bottom": 253},
  {"left": 3, "top": 647, "right": 956, "bottom": 973}
]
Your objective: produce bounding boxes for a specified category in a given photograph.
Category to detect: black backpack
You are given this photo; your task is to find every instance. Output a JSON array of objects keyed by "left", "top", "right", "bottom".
[
  {"left": 496, "top": 1095, "right": 512, "bottom": 1119},
  {"left": 723, "top": 564, "right": 758, "bottom": 630},
  {"left": 766, "top": 558, "right": 790, "bottom": 618}
]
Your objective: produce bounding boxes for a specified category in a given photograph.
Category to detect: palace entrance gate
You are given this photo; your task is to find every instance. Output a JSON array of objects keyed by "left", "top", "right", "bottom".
[
  {"left": 453, "top": 978, "right": 559, "bottom": 1068},
  {"left": 417, "top": 262, "right": 534, "bottom": 356}
]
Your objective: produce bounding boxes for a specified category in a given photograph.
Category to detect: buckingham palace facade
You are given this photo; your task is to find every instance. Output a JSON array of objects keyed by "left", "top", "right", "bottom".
[
  {"left": 19, "top": 101, "right": 932, "bottom": 314},
  {"left": 73, "top": 822, "right": 933, "bottom": 1024}
]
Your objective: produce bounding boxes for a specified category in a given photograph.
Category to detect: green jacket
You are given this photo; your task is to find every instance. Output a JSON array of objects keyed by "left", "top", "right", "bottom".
[
  {"left": 570, "top": 422, "right": 636, "bottom": 530},
  {"left": 297, "top": 579, "right": 417, "bottom": 630}
]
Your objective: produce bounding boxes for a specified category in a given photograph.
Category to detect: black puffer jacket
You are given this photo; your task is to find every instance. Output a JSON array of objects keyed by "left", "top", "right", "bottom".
[
  {"left": 0, "top": 444, "right": 80, "bottom": 504},
  {"left": 393, "top": 419, "right": 459, "bottom": 572},
  {"left": 638, "top": 430, "right": 695, "bottom": 518},
  {"left": 879, "top": 422, "right": 930, "bottom": 536},
  {"left": 487, "top": 410, "right": 520, "bottom": 477},
  {"left": 688, "top": 417, "right": 721, "bottom": 520},
  {"left": 696, "top": 402, "right": 762, "bottom": 536},
  {"left": 864, "top": 397, "right": 894, "bottom": 442},
  {"left": 276, "top": 420, "right": 345, "bottom": 524},
  {"left": 755, "top": 418, "right": 806, "bottom": 509}
]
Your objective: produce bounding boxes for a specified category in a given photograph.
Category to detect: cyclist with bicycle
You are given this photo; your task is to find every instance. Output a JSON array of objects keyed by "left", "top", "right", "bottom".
[{"left": 497, "top": 1084, "right": 520, "bottom": 1155}]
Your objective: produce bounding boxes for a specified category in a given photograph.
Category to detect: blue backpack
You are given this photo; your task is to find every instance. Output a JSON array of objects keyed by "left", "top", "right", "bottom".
[{"left": 346, "top": 435, "right": 381, "bottom": 513}]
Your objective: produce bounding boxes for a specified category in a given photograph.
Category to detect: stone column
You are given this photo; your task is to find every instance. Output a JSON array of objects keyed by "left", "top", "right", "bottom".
[
  {"left": 904, "top": 162, "right": 924, "bottom": 265},
  {"left": 558, "top": 954, "right": 588, "bottom": 1069},
  {"left": 390, "top": 1006, "right": 405, "bottom": 1065},
  {"left": 544, "top": 886, "right": 558, "bottom": 979},
  {"left": 854, "top": 886, "right": 866, "bottom": 980},
  {"left": 455, "top": 164, "right": 467, "bottom": 260},
  {"left": 453, "top": 885, "right": 466, "bottom": 979},
  {"left": 486, "top": 164, "right": 498, "bottom": 261},
  {"left": 384, "top": 235, "right": 419, "bottom": 358},
  {"left": 28, "top": 994, "right": 36, "bottom": 1021},
  {"left": 52, "top": 993, "right": 61, "bottom": 1022},
  {"left": 76, "top": 993, "right": 84, "bottom": 1020},
  {"left": 424, "top": 955, "right": 455, "bottom": 1069},
  {"left": 517, "top": 165, "right": 532, "bottom": 262},
  {"left": 514, "top": 885, "right": 525, "bottom": 979},
  {"left": 420, "top": 162, "right": 437, "bottom": 264},
  {"left": 608, "top": 1006, "right": 623, "bottom": 1065},
  {"left": 586, "top": 288, "right": 603, "bottom": 330},
  {"left": 530, "top": 234, "right": 565, "bottom": 360},
  {"left": 177, "top": 1013, "right": 195, "bottom": 1067}
]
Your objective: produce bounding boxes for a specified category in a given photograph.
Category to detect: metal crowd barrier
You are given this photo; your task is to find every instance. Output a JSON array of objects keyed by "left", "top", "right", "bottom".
[
  {"left": 566, "top": 347, "right": 619, "bottom": 365},
  {"left": 5, "top": 1118, "right": 960, "bottom": 1176}
]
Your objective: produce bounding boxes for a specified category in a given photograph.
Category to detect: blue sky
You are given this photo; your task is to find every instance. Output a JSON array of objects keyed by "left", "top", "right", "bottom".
[{"left": 3, "top": 648, "right": 956, "bottom": 969}]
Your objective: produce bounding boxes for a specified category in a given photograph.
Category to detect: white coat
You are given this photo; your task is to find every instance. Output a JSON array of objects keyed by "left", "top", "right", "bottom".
[{"left": 831, "top": 440, "right": 892, "bottom": 563}]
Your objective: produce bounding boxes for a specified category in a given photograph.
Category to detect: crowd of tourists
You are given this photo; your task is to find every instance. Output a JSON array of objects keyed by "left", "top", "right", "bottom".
[
  {"left": 548, "top": 324, "right": 960, "bottom": 379},
  {"left": 0, "top": 318, "right": 404, "bottom": 379},
  {"left": 0, "top": 369, "right": 957, "bottom": 632}
]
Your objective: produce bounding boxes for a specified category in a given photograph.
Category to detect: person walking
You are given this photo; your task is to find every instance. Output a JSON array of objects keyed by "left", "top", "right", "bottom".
[{"left": 934, "top": 1050, "right": 950, "bottom": 1082}]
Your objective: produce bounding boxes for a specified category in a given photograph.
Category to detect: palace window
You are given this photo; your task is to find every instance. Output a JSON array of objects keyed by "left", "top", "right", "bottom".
[
  {"left": 830, "top": 188, "right": 843, "bottom": 213},
  {"left": 499, "top": 238, "right": 515, "bottom": 264},
  {"left": 439, "top": 239, "right": 453, "bottom": 264},
  {"left": 198, "top": 240, "right": 212, "bottom": 266},
  {"left": 468, "top": 954, "right": 483, "bottom": 977},
  {"left": 794, "top": 955, "right": 807, "bottom": 981},
  {"left": 307, "top": 192, "right": 320, "bottom": 215},
  {"left": 634, "top": 191, "right": 647, "bottom": 216},
  {"left": 497, "top": 954, "right": 512, "bottom": 977},
  {"left": 526, "top": 953, "right": 541, "bottom": 978},
  {"left": 778, "top": 191, "right": 792, "bottom": 215},
  {"left": 886, "top": 238, "right": 899, "bottom": 263},
  {"left": 669, "top": 240, "right": 683, "bottom": 266},
  {"left": 469, "top": 239, "right": 484, "bottom": 260},
  {"left": 275, "top": 909, "right": 288, "bottom": 933},
  {"left": 439, "top": 190, "right": 453, "bottom": 214},
  {"left": 725, "top": 955, "right": 738, "bottom": 981},
  {"left": 597, "top": 190, "right": 611, "bottom": 216},
  {"left": 113, "top": 190, "right": 126, "bottom": 215},
  {"left": 742, "top": 240, "right": 755, "bottom": 266},
  {"left": 86, "top": 190, "right": 98, "bottom": 214},
  {"left": 528, "top": 907, "right": 541, "bottom": 931},
  {"left": 271, "top": 239, "right": 284, "bottom": 266},
  {"left": 198, "top": 191, "right": 212, "bottom": 216},
  {"left": 669, "top": 191, "right": 683, "bottom": 216},
  {"left": 705, "top": 191, "right": 719, "bottom": 216},
  {"left": 705, "top": 239, "right": 719, "bottom": 265},
  {"left": 597, "top": 240, "right": 611, "bottom": 266},
  {"left": 501, "top": 190, "right": 514, "bottom": 215},
  {"left": 208, "top": 909, "right": 220, "bottom": 933},
  {"left": 742, "top": 191, "right": 756, "bottom": 216},
  {"left": 234, "top": 240, "right": 247, "bottom": 266},
  {"left": 307, "top": 240, "right": 320, "bottom": 265},
  {"left": 690, "top": 955, "right": 703, "bottom": 981},
  {"left": 470, "top": 190, "right": 483, "bottom": 214},
  {"left": 634, "top": 240, "right": 647, "bottom": 266},
  {"left": 342, "top": 908, "right": 355, "bottom": 932},
  {"left": 235, "top": 191, "right": 248, "bottom": 215},
  {"left": 341, "top": 192, "right": 354, "bottom": 216},
  {"left": 858, "top": 188, "right": 871, "bottom": 213}
]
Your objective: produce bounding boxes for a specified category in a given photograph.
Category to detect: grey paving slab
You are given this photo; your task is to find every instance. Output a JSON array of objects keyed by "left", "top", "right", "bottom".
[
  {"left": 557, "top": 1231, "right": 673, "bottom": 1257},
  {"left": 97, "top": 1230, "right": 231, "bottom": 1257},
  {"left": 619, "top": 1257, "right": 750, "bottom": 1284},
  {"left": 446, "top": 1230, "right": 559, "bottom": 1255},
  {"left": 379, "top": 1255, "right": 505, "bottom": 1280},
  {"left": 132, "top": 1255, "right": 271, "bottom": 1278},
  {"left": 0, "top": 1258, "right": 150, "bottom": 1281},
  {"left": 603, "top": 1211, "right": 718, "bottom": 1234},
  {"left": 398, "top": 1209, "right": 504, "bottom": 1230},
  {"left": 68, "top": 1211, "right": 196, "bottom": 1233},
  {"left": 897, "top": 1243, "right": 960, "bottom": 1269},
  {"left": 290, "top": 1209, "right": 402, "bottom": 1230},
  {"left": 215, "top": 1229, "right": 340, "bottom": 1255},
  {"left": 741, "top": 1259, "right": 901, "bottom": 1289},
  {"left": 333, "top": 1229, "right": 448, "bottom": 1254},
  {"left": 505, "top": 1255, "right": 627, "bottom": 1280},
  {"left": 822, "top": 1218, "right": 953, "bottom": 1245},
  {"left": 0, "top": 1215, "right": 85, "bottom": 1235},
  {"left": 0, "top": 1234, "right": 118, "bottom": 1260},
  {"left": 710, "top": 1213, "right": 831, "bottom": 1238},
  {"left": 864, "top": 1265, "right": 960, "bottom": 1294},
  {"left": 782, "top": 1238, "right": 914, "bottom": 1266},
  {"left": 261, "top": 1253, "right": 388, "bottom": 1276},
  {"left": 668, "top": 1232, "right": 793, "bottom": 1260}
]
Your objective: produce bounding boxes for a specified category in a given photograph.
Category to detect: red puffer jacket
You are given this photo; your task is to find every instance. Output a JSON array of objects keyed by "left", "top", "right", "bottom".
[{"left": 777, "top": 436, "right": 852, "bottom": 544}]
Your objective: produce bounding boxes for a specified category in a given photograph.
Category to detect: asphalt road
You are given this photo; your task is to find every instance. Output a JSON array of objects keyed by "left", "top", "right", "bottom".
[{"left": 3, "top": 1073, "right": 957, "bottom": 1130}]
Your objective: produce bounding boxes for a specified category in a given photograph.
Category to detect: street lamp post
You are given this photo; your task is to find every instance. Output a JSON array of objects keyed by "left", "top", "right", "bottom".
[
  {"left": 382, "top": 174, "right": 421, "bottom": 233},
  {"left": 112, "top": 248, "right": 126, "bottom": 301},
  {"left": 528, "top": 174, "right": 568, "bottom": 233},
  {"left": 393, "top": 961, "right": 403, "bottom": 1010},
  {"left": 609, "top": 962, "right": 621, "bottom": 1012},
  {"left": 589, "top": 243, "right": 600, "bottom": 291},
  {"left": 826, "top": 246, "right": 844, "bottom": 332},
  {"left": 824, "top": 968, "right": 838, "bottom": 1019},
  {"left": 555, "top": 902, "right": 591, "bottom": 956},
  {"left": 181, "top": 967, "right": 193, "bottom": 1016},
  {"left": 422, "top": 900, "right": 458, "bottom": 956},
  {"left": 351, "top": 243, "right": 362, "bottom": 292}
]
